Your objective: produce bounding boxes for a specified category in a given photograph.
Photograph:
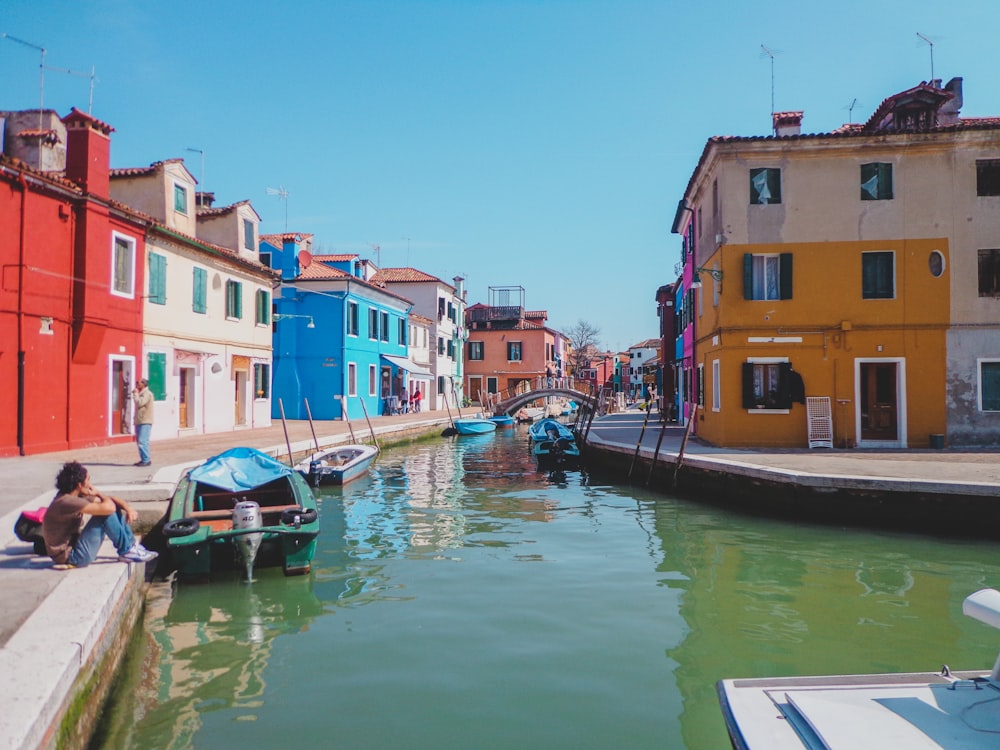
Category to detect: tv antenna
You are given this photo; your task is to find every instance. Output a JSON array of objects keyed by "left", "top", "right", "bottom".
[
  {"left": 1, "top": 33, "right": 98, "bottom": 125},
  {"left": 916, "top": 32, "right": 936, "bottom": 81},
  {"left": 369, "top": 243, "right": 381, "bottom": 267},
  {"left": 265, "top": 186, "right": 289, "bottom": 231},
  {"left": 185, "top": 147, "right": 204, "bottom": 191},
  {"left": 760, "top": 44, "right": 781, "bottom": 133},
  {"left": 842, "top": 98, "right": 861, "bottom": 124}
]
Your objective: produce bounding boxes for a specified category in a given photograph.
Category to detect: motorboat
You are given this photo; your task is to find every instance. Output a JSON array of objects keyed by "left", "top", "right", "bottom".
[
  {"left": 452, "top": 417, "right": 498, "bottom": 435},
  {"left": 489, "top": 414, "right": 516, "bottom": 428},
  {"left": 717, "top": 588, "right": 1000, "bottom": 749},
  {"left": 163, "top": 447, "right": 320, "bottom": 580},
  {"left": 560, "top": 400, "right": 579, "bottom": 416},
  {"left": 528, "top": 418, "right": 574, "bottom": 443},
  {"left": 293, "top": 444, "right": 378, "bottom": 486},
  {"left": 516, "top": 407, "right": 544, "bottom": 423},
  {"left": 529, "top": 418, "right": 580, "bottom": 467}
]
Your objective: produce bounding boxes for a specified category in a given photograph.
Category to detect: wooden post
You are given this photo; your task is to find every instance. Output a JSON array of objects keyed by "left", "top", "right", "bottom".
[
  {"left": 303, "top": 398, "right": 320, "bottom": 453},
  {"left": 646, "top": 415, "right": 670, "bottom": 487},
  {"left": 277, "top": 398, "right": 294, "bottom": 465},
  {"left": 671, "top": 403, "right": 699, "bottom": 489},
  {"left": 628, "top": 401, "right": 654, "bottom": 481},
  {"left": 358, "top": 398, "right": 380, "bottom": 452},
  {"left": 339, "top": 395, "right": 358, "bottom": 444}
]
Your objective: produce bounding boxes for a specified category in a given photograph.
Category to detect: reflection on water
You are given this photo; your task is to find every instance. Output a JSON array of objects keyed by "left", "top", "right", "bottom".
[{"left": 96, "top": 427, "right": 1000, "bottom": 749}]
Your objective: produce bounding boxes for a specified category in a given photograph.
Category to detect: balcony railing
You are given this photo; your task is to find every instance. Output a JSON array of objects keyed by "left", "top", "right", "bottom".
[{"left": 467, "top": 305, "right": 524, "bottom": 323}]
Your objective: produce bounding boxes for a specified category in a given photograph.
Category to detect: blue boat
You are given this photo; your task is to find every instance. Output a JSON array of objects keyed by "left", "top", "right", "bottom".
[
  {"left": 489, "top": 414, "right": 516, "bottom": 428},
  {"left": 453, "top": 417, "right": 498, "bottom": 435},
  {"left": 528, "top": 418, "right": 574, "bottom": 443},
  {"left": 529, "top": 419, "right": 580, "bottom": 467}
]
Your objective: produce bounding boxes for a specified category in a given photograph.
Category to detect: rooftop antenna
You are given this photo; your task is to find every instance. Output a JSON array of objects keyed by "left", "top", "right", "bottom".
[
  {"left": 842, "top": 98, "right": 861, "bottom": 124},
  {"left": 369, "top": 243, "right": 381, "bottom": 267},
  {"left": 1, "top": 34, "right": 99, "bottom": 120},
  {"left": 265, "top": 186, "right": 289, "bottom": 231},
  {"left": 760, "top": 44, "right": 781, "bottom": 134},
  {"left": 185, "top": 147, "right": 204, "bottom": 192},
  {"left": 916, "top": 32, "right": 935, "bottom": 81}
]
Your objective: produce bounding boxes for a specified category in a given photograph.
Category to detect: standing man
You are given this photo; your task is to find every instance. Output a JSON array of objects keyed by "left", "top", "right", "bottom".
[
  {"left": 42, "top": 461, "right": 157, "bottom": 568},
  {"left": 132, "top": 378, "right": 153, "bottom": 467}
]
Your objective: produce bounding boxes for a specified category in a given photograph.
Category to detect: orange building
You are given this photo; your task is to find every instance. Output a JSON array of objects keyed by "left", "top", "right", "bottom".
[{"left": 671, "top": 77, "right": 1000, "bottom": 448}]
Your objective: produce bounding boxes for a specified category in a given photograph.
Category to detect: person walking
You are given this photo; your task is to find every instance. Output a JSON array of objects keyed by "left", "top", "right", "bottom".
[
  {"left": 413, "top": 386, "right": 422, "bottom": 413},
  {"left": 132, "top": 378, "right": 153, "bottom": 466},
  {"left": 42, "top": 461, "right": 158, "bottom": 569}
]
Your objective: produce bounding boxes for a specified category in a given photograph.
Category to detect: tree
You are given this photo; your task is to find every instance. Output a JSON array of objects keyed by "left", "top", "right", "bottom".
[{"left": 563, "top": 320, "right": 602, "bottom": 375}]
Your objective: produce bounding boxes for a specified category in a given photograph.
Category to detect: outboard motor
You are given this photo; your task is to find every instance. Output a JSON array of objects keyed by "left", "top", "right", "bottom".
[{"left": 232, "top": 499, "right": 263, "bottom": 581}]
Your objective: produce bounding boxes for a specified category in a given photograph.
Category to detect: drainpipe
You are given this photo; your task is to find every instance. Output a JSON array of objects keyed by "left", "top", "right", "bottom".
[{"left": 16, "top": 171, "right": 28, "bottom": 455}]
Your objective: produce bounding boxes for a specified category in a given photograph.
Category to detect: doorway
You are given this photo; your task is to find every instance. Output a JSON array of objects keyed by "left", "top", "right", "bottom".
[
  {"left": 856, "top": 359, "right": 906, "bottom": 447},
  {"left": 179, "top": 367, "right": 195, "bottom": 428},
  {"left": 109, "top": 358, "right": 135, "bottom": 436},
  {"left": 469, "top": 376, "right": 483, "bottom": 404},
  {"left": 234, "top": 370, "right": 248, "bottom": 426}
]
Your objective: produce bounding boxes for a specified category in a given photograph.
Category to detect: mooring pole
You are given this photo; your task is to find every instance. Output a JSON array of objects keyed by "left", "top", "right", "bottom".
[
  {"left": 359, "top": 398, "right": 380, "bottom": 452},
  {"left": 303, "top": 398, "right": 320, "bottom": 453},
  {"left": 671, "top": 403, "right": 699, "bottom": 489},
  {"left": 339, "top": 395, "right": 359, "bottom": 444},
  {"left": 646, "top": 415, "right": 670, "bottom": 487},
  {"left": 627, "top": 401, "right": 654, "bottom": 481},
  {"left": 277, "top": 398, "right": 294, "bottom": 465}
]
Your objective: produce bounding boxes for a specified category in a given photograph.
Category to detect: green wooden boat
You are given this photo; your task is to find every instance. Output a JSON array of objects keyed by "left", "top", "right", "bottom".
[{"left": 163, "top": 447, "right": 319, "bottom": 579}]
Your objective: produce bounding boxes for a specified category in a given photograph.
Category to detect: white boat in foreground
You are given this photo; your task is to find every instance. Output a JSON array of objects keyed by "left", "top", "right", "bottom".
[
  {"left": 718, "top": 588, "right": 1000, "bottom": 749},
  {"left": 294, "top": 444, "right": 378, "bottom": 486}
]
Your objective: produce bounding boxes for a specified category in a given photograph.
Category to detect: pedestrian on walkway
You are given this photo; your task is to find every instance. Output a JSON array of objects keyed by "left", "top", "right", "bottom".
[
  {"left": 42, "top": 461, "right": 158, "bottom": 569},
  {"left": 132, "top": 378, "right": 153, "bottom": 466},
  {"left": 413, "top": 386, "right": 422, "bottom": 413}
]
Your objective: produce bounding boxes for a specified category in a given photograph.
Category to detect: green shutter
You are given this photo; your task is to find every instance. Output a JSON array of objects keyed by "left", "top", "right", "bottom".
[
  {"left": 256, "top": 290, "right": 270, "bottom": 324},
  {"left": 192, "top": 268, "right": 207, "bottom": 313},
  {"left": 743, "top": 254, "right": 753, "bottom": 300},
  {"left": 779, "top": 254, "right": 793, "bottom": 299},
  {"left": 741, "top": 362, "right": 756, "bottom": 408},
  {"left": 148, "top": 253, "right": 166, "bottom": 305},
  {"left": 146, "top": 352, "right": 167, "bottom": 401}
]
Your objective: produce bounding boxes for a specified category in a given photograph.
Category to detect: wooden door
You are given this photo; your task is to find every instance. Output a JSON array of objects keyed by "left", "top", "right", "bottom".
[{"left": 860, "top": 363, "right": 897, "bottom": 441}]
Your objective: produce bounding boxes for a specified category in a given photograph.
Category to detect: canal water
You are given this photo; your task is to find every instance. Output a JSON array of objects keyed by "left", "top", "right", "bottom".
[{"left": 94, "top": 426, "right": 1000, "bottom": 749}]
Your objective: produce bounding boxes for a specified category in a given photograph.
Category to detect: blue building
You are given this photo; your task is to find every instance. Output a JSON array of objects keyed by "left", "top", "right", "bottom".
[{"left": 262, "top": 233, "right": 422, "bottom": 421}]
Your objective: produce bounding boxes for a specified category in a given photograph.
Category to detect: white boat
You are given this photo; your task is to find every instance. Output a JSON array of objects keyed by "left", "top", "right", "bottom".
[
  {"left": 294, "top": 444, "right": 378, "bottom": 486},
  {"left": 718, "top": 588, "right": 1000, "bottom": 749}
]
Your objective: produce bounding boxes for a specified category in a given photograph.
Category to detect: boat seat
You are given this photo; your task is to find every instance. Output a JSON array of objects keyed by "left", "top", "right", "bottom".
[{"left": 189, "top": 503, "right": 305, "bottom": 521}]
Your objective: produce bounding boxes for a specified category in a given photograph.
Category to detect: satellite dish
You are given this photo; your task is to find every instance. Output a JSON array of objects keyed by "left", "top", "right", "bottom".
[{"left": 298, "top": 250, "right": 312, "bottom": 268}]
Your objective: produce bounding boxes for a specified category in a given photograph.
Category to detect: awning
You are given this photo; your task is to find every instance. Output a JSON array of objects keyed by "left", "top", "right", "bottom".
[{"left": 382, "top": 354, "right": 432, "bottom": 376}]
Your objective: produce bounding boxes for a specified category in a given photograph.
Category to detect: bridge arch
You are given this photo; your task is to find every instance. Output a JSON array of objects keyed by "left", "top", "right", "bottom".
[{"left": 494, "top": 387, "right": 597, "bottom": 416}]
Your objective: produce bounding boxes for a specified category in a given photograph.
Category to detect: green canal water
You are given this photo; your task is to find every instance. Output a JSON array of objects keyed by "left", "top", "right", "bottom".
[{"left": 94, "top": 427, "right": 1000, "bottom": 749}]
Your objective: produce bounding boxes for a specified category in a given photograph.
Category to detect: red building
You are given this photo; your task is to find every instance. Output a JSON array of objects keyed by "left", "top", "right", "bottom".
[{"left": 1, "top": 108, "right": 146, "bottom": 455}]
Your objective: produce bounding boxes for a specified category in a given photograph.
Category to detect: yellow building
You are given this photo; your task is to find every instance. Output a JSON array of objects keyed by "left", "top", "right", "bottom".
[{"left": 673, "top": 77, "right": 1000, "bottom": 448}]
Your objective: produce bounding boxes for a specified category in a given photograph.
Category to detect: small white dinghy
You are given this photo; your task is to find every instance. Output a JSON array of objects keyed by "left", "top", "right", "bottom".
[
  {"left": 718, "top": 588, "right": 1000, "bottom": 749},
  {"left": 294, "top": 444, "right": 378, "bottom": 487}
]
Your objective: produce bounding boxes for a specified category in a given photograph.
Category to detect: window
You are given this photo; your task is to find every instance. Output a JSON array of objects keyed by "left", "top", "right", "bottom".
[
  {"left": 173, "top": 184, "right": 187, "bottom": 214},
  {"left": 348, "top": 301, "right": 359, "bottom": 335},
  {"left": 255, "top": 290, "right": 270, "bottom": 325},
  {"left": 862, "top": 252, "right": 895, "bottom": 299},
  {"left": 259, "top": 251, "right": 271, "bottom": 269},
  {"left": 980, "top": 361, "right": 1000, "bottom": 411},
  {"left": 929, "top": 251, "right": 945, "bottom": 278},
  {"left": 438, "top": 337, "right": 445, "bottom": 355},
  {"left": 743, "top": 253, "right": 792, "bottom": 300},
  {"left": 438, "top": 297, "right": 446, "bottom": 319},
  {"left": 225, "top": 280, "right": 243, "bottom": 319},
  {"left": 742, "top": 360, "right": 794, "bottom": 410},
  {"left": 148, "top": 252, "right": 166, "bottom": 305},
  {"left": 243, "top": 219, "right": 254, "bottom": 250},
  {"left": 861, "top": 163, "right": 893, "bottom": 200},
  {"left": 381, "top": 311, "right": 389, "bottom": 342},
  {"left": 697, "top": 364, "right": 705, "bottom": 407},
  {"left": 369, "top": 308, "right": 379, "bottom": 340},
  {"left": 253, "top": 363, "right": 270, "bottom": 399},
  {"left": 469, "top": 341, "right": 484, "bottom": 360},
  {"left": 712, "top": 359, "right": 720, "bottom": 411},
  {"left": 399, "top": 318, "right": 407, "bottom": 345},
  {"left": 977, "top": 159, "right": 1000, "bottom": 197},
  {"left": 749, "top": 167, "right": 781, "bottom": 205},
  {"left": 447, "top": 339, "right": 455, "bottom": 358},
  {"left": 978, "top": 249, "right": 1000, "bottom": 297},
  {"left": 192, "top": 267, "right": 207, "bottom": 313},
  {"left": 447, "top": 302, "right": 456, "bottom": 323},
  {"left": 507, "top": 341, "right": 522, "bottom": 361},
  {"left": 348, "top": 363, "right": 357, "bottom": 397},
  {"left": 369, "top": 364, "right": 377, "bottom": 397},
  {"left": 111, "top": 233, "right": 135, "bottom": 298}
]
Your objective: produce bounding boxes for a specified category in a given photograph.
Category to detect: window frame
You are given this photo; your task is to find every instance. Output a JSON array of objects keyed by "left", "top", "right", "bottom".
[
  {"left": 742, "top": 357, "right": 792, "bottom": 413},
  {"left": 110, "top": 232, "right": 136, "bottom": 299},
  {"left": 861, "top": 162, "right": 894, "bottom": 200},
  {"left": 711, "top": 359, "right": 721, "bottom": 412},
  {"left": 976, "top": 159, "right": 1000, "bottom": 197},
  {"left": 749, "top": 167, "right": 782, "bottom": 205},
  {"left": 369, "top": 308, "right": 379, "bottom": 340},
  {"left": 225, "top": 279, "right": 243, "bottom": 320},
  {"left": 743, "top": 253, "right": 792, "bottom": 301},
  {"left": 862, "top": 251, "right": 896, "bottom": 300},
  {"left": 347, "top": 362, "right": 357, "bottom": 397},
  {"left": 978, "top": 249, "right": 1000, "bottom": 298},
  {"left": 243, "top": 218, "right": 255, "bottom": 251},
  {"left": 348, "top": 301, "right": 359, "bottom": 336},
  {"left": 507, "top": 341, "right": 522, "bottom": 362},
  {"left": 255, "top": 289, "right": 270, "bottom": 325},
  {"left": 173, "top": 183, "right": 188, "bottom": 214},
  {"left": 369, "top": 364, "right": 378, "bottom": 397},
  {"left": 469, "top": 341, "right": 484, "bottom": 361},
  {"left": 253, "top": 362, "right": 270, "bottom": 399},
  {"left": 978, "top": 359, "right": 1000, "bottom": 412},
  {"left": 380, "top": 311, "right": 390, "bottom": 342}
]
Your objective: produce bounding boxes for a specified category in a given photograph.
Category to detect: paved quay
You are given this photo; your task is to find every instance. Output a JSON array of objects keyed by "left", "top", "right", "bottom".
[{"left": 4, "top": 406, "right": 1000, "bottom": 749}]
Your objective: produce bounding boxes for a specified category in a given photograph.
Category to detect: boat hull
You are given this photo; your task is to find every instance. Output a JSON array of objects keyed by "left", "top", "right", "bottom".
[
  {"left": 489, "top": 415, "right": 516, "bottom": 428},
  {"left": 294, "top": 444, "right": 378, "bottom": 486},
  {"left": 453, "top": 418, "right": 498, "bottom": 435}
]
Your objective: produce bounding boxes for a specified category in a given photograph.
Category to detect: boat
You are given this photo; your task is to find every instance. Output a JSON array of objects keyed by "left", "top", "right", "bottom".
[
  {"left": 530, "top": 418, "right": 580, "bottom": 466},
  {"left": 560, "top": 400, "right": 578, "bottom": 416},
  {"left": 516, "top": 407, "right": 545, "bottom": 423},
  {"left": 293, "top": 443, "right": 378, "bottom": 486},
  {"left": 163, "top": 447, "right": 320, "bottom": 580},
  {"left": 717, "top": 587, "right": 1000, "bottom": 750},
  {"left": 489, "top": 414, "right": 516, "bottom": 428},
  {"left": 452, "top": 417, "right": 498, "bottom": 435}
]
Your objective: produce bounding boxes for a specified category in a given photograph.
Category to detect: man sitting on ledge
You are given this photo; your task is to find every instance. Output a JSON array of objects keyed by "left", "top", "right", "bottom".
[{"left": 42, "top": 461, "right": 158, "bottom": 569}]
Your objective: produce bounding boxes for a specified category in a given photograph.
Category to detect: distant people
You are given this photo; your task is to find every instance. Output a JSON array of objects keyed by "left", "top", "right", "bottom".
[
  {"left": 644, "top": 385, "right": 652, "bottom": 411},
  {"left": 132, "top": 378, "right": 153, "bottom": 466},
  {"left": 546, "top": 365, "right": 553, "bottom": 388},
  {"left": 42, "top": 461, "right": 158, "bottom": 569},
  {"left": 413, "top": 386, "right": 422, "bottom": 413}
]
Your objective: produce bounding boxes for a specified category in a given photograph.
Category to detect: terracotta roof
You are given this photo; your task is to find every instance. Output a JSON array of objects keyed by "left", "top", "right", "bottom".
[
  {"left": 313, "top": 254, "right": 359, "bottom": 262},
  {"left": 259, "top": 232, "right": 313, "bottom": 245},
  {"left": 110, "top": 158, "right": 186, "bottom": 179},
  {"left": 372, "top": 267, "right": 447, "bottom": 285},
  {"left": 629, "top": 338, "right": 661, "bottom": 350},
  {"left": 409, "top": 312, "right": 434, "bottom": 325},
  {"left": 0, "top": 154, "right": 82, "bottom": 193},
  {"left": 196, "top": 198, "right": 257, "bottom": 217},
  {"left": 14, "top": 129, "right": 62, "bottom": 144},
  {"left": 297, "top": 263, "right": 351, "bottom": 280},
  {"left": 62, "top": 107, "right": 114, "bottom": 136}
]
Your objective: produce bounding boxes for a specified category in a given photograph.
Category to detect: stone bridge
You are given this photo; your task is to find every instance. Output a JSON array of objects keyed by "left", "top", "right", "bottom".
[{"left": 493, "top": 384, "right": 598, "bottom": 416}]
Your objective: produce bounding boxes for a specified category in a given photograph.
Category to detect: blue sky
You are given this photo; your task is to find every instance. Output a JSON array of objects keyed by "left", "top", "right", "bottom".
[{"left": 3, "top": 0, "right": 997, "bottom": 351}]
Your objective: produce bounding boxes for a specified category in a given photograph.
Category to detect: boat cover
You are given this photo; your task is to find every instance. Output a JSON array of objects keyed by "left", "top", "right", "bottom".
[{"left": 188, "top": 447, "right": 294, "bottom": 492}]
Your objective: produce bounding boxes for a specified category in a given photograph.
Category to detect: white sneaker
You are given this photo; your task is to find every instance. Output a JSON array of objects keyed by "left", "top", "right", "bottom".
[{"left": 119, "top": 543, "right": 158, "bottom": 564}]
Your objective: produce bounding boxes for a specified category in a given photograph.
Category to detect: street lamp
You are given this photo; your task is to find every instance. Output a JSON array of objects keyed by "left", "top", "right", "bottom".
[
  {"left": 690, "top": 266, "right": 723, "bottom": 289},
  {"left": 272, "top": 314, "right": 315, "bottom": 328}
]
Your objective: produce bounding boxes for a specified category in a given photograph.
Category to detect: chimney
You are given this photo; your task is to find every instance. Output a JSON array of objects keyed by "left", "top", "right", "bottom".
[
  {"left": 62, "top": 108, "right": 114, "bottom": 196},
  {"left": 939, "top": 77, "right": 964, "bottom": 125},
  {"left": 3, "top": 110, "right": 67, "bottom": 171},
  {"left": 772, "top": 111, "right": 803, "bottom": 137},
  {"left": 196, "top": 191, "right": 215, "bottom": 208}
]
